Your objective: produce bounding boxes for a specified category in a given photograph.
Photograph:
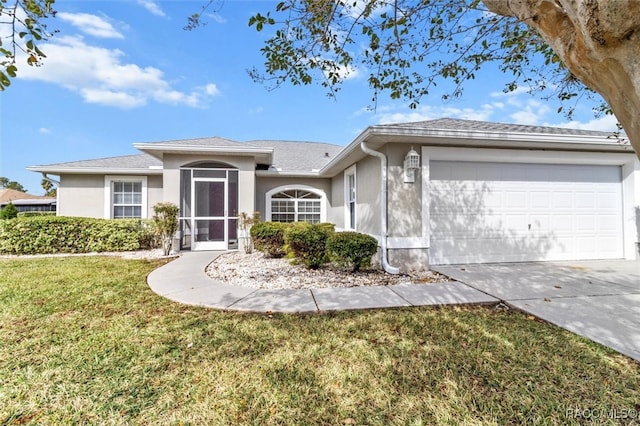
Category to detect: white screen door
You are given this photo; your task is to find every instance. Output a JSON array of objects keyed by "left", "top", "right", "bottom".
[{"left": 192, "top": 178, "right": 227, "bottom": 250}]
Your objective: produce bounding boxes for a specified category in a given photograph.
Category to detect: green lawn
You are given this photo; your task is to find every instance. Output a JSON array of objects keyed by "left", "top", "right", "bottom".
[{"left": 1, "top": 257, "right": 638, "bottom": 425}]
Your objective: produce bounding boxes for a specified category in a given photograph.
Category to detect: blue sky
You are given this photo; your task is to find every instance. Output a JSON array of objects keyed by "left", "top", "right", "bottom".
[{"left": 1, "top": 0, "right": 619, "bottom": 195}]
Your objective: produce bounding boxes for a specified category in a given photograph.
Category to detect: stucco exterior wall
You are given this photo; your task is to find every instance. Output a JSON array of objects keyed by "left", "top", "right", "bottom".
[
  {"left": 254, "top": 176, "right": 332, "bottom": 220},
  {"left": 388, "top": 249, "right": 430, "bottom": 273},
  {"left": 57, "top": 175, "right": 105, "bottom": 217},
  {"left": 352, "top": 145, "right": 429, "bottom": 271},
  {"left": 354, "top": 155, "right": 381, "bottom": 236},
  {"left": 384, "top": 143, "right": 423, "bottom": 238},
  {"left": 147, "top": 175, "right": 164, "bottom": 217},
  {"left": 58, "top": 174, "right": 163, "bottom": 219},
  {"left": 329, "top": 173, "right": 344, "bottom": 227}
]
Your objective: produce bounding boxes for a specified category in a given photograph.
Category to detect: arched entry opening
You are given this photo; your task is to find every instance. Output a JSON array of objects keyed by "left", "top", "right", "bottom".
[{"left": 180, "top": 161, "right": 238, "bottom": 251}]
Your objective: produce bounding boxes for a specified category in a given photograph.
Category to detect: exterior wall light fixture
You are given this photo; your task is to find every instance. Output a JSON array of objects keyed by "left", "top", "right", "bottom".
[{"left": 404, "top": 147, "right": 420, "bottom": 183}]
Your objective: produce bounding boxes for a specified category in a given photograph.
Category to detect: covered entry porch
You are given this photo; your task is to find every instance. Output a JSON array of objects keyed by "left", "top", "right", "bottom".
[{"left": 179, "top": 162, "right": 239, "bottom": 251}]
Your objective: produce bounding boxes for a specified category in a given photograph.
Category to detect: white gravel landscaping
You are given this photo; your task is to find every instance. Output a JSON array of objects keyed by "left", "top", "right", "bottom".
[{"left": 205, "top": 251, "right": 449, "bottom": 289}]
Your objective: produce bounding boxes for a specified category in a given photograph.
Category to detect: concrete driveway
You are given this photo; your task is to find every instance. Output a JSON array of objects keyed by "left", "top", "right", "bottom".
[{"left": 432, "top": 260, "right": 640, "bottom": 362}]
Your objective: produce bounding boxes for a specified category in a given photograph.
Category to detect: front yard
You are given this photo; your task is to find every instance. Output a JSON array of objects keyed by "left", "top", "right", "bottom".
[{"left": 1, "top": 256, "right": 638, "bottom": 425}]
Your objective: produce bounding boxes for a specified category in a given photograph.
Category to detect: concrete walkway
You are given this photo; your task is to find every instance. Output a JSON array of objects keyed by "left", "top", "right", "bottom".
[
  {"left": 147, "top": 251, "right": 498, "bottom": 313},
  {"left": 432, "top": 260, "right": 640, "bottom": 362}
]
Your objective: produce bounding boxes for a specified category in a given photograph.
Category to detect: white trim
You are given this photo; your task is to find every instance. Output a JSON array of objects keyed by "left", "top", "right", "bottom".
[
  {"left": 622, "top": 158, "right": 640, "bottom": 258},
  {"left": 265, "top": 184, "right": 327, "bottom": 223},
  {"left": 378, "top": 124, "right": 627, "bottom": 145},
  {"left": 134, "top": 143, "right": 273, "bottom": 155},
  {"left": 421, "top": 146, "right": 639, "bottom": 261},
  {"left": 191, "top": 177, "right": 229, "bottom": 251},
  {"left": 421, "top": 151, "right": 430, "bottom": 247},
  {"left": 317, "top": 125, "right": 632, "bottom": 177},
  {"left": 256, "top": 170, "right": 321, "bottom": 177},
  {"left": 422, "top": 146, "right": 635, "bottom": 165},
  {"left": 29, "top": 167, "right": 162, "bottom": 175},
  {"left": 343, "top": 165, "right": 357, "bottom": 230},
  {"left": 104, "top": 175, "right": 148, "bottom": 219}
]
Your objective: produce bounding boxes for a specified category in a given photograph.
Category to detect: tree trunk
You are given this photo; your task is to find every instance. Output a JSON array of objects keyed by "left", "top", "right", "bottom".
[{"left": 483, "top": 0, "right": 640, "bottom": 157}]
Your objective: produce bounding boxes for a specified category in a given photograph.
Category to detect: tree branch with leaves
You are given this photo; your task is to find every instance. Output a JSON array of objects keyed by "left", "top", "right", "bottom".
[
  {"left": 0, "top": 0, "right": 56, "bottom": 89},
  {"left": 204, "top": 0, "right": 628, "bottom": 153}
]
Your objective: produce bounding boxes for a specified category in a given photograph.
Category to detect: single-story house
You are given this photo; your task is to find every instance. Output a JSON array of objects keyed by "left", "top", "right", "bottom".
[
  {"left": 0, "top": 188, "right": 57, "bottom": 213},
  {"left": 28, "top": 118, "right": 640, "bottom": 271}
]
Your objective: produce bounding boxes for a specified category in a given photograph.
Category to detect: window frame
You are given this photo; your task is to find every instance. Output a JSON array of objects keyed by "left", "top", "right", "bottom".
[
  {"left": 104, "top": 175, "right": 148, "bottom": 219},
  {"left": 344, "top": 165, "right": 357, "bottom": 230},
  {"left": 266, "top": 185, "right": 327, "bottom": 224}
]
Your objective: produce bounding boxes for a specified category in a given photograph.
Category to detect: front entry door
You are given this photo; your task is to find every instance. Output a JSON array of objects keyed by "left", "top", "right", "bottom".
[{"left": 192, "top": 178, "right": 227, "bottom": 250}]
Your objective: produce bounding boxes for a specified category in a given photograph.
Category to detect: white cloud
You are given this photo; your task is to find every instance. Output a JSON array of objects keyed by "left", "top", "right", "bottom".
[
  {"left": 39, "top": 127, "right": 51, "bottom": 134},
  {"left": 17, "top": 36, "right": 221, "bottom": 109},
  {"left": 371, "top": 94, "right": 618, "bottom": 135},
  {"left": 81, "top": 88, "right": 147, "bottom": 108},
  {"left": 204, "top": 83, "right": 220, "bottom": 96},
  {"left": 374, "top": 103, "right": 496, "bottom": 125},
  {"left": 490, "top": 86, "right": 531, "bottom": 99},
  {"left": 58, "top": 12, "right": 124, "bottom": 39},
  {"left": 546, "top": 114, "right": 621, "bottom": 133},
  {"left": 509, "top": 100, "right": 550, "bottom": 125},
  {"left": 136, "top": 0, "right": 166, "bottom": 17},
  {"left": 324, "top": 63, "right": 360, "bottom": 81},
  {"left": 342, "top": 0, "right": 392, "bottom": 20},
  {"left": 206, "top": 12, "right": 227, "bottom": 24}
]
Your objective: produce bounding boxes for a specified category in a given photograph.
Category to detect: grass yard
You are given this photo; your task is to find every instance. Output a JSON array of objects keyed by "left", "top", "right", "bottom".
[{"left": 1, "top": 257, "right": 639, "bottom": 425}]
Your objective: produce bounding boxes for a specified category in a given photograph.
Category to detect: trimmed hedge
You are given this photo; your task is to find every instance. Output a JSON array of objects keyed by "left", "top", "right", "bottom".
[
  {"left": 327, "top": 231, "right": 378, "bottom": 272},
  {"left": 250, "top": 221, "right": 289, "bottom": 258},
  {"left": 250, "top": 221, "right": 379, "bottom": 273},
  {"left": 284, "top": 222, "right": 334, "bottom": 269},
  {"left": 16, "top": 211, "right": 56, "bottom": 218},
  {"left": 0, "top": 216, "right": 155, "bottom": 255}
]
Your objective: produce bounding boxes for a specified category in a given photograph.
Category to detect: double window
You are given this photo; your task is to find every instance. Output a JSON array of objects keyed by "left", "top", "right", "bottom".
[
  {"left": 267, "top": 187, "right": 325, "bottom": 224},
  {"left": 105, "top": 176, "right": 147, "bottom": 219},
  {"left": 112, "top": 181, "right": 142, "bottom": 218}
]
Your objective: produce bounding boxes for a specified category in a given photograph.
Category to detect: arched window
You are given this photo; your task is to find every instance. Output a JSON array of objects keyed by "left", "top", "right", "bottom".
[{"left": 267, "top": 186, "right": 326, "bottom": 224}]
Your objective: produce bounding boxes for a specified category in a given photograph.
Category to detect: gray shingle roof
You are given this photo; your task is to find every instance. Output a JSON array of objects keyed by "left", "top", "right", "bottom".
[
  {"left": 31, "top": 118, "right": 621, "bottom": 175},
  {"left": 248, "top": 140, "right": 342, "bottom": 172},
  {"left": 38, "top": 153, "right": 162, "bottom": 169},
  {"left": 32, "top": 141, "right": 342, "bottom": 173},
  {"left": 384, "top": 118, "right": 616, "bottom": 137}
]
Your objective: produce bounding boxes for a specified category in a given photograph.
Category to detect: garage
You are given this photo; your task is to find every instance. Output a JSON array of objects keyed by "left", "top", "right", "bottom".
[{"left": 429, "top": 160, "right": 624, "bottom": 265}]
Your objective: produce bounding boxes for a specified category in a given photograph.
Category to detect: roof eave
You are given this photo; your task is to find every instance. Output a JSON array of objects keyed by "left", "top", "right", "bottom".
[
  {"left": 255, "top": 170, "right": 321, "bottom": 177},
  {"left": 318, "top": 125, "right": 633, "bottom": 176},
  {"left": 27, "top": 166, "right": 164, "bottom": 175},
  {"left": 133, "top": 143, "right": 274, "bottom": 164},
  {"left": 376, "top": 124, "right": 627, "bottom": 144}
]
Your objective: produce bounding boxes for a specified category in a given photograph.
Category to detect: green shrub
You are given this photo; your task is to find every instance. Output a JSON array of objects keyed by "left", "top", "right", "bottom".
[
  {"left": 17, "top": 211, "right": 56, "bottom": 218},
  {"left": 0, "top": 203, "right": 18, "bottom": 219},
  {"left": 0, "top": 216, "right": 150, "bottom": 255},
  {"left": 138, "top": 220, "right": 159, "bottom": 250},
  {"left": 284, "top": 222, "right": 334, "bottom": 269},
  {"left": 152, "top": 202, "right": 179, "bottom": 256},
  {"left": 250, "top": 221, "right": 289, "bottom": 258},
  {"left": 317, "top": 222, "right": 336, "bottom": 233},
  {"left": 326, "top": 231, "right": 378, "bottom": 272}
]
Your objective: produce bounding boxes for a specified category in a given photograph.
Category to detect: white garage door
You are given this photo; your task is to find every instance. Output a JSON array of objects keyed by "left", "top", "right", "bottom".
[{"left": 429, "top": 161, "right": 624, "bottom": 264}]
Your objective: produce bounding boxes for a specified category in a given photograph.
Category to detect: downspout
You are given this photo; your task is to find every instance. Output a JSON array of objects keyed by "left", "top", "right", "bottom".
[
  {"left": 40, "top": 173, "right": 60, "bottom": 186},
  {"left": 360, "top": 141, "right": 400, "bottom": 275},
  {"left": 40, "top": 173, "right": 60, "bottom": 216}
]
